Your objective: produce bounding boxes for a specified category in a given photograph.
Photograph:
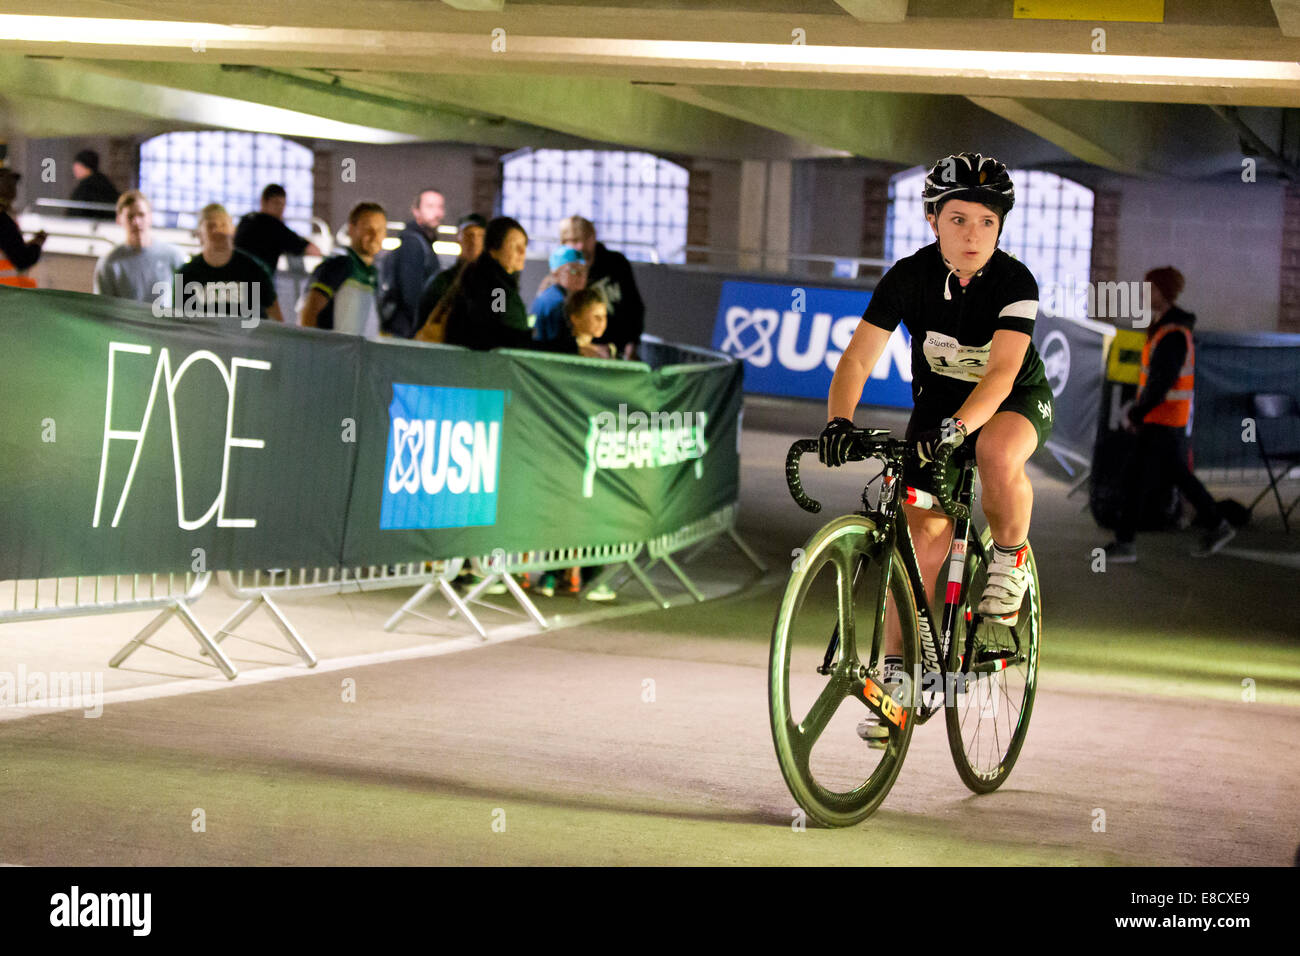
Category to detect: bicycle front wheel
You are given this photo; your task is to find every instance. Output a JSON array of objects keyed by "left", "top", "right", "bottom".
[
  {"left": 769, "top": 514, "right": 920, "bottom": 828},
  {"left": 945, "top": 529, "right": 1041, "bottom": 793}
]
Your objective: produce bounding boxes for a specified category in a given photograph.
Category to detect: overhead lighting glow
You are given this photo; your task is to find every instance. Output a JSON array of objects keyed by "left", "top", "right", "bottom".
[
  {"left": 164, "top": 92, "right": 418, "bottom": 143},
  {"left": 558, "top": 39, "right": 1300, "bottom": 85},
  {"left": 1, "top": 14, "right": 1296, "bottom": 87}
]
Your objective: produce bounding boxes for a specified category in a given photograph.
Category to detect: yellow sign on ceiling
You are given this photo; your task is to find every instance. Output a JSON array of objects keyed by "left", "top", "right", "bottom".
[{"left": 1013, "top": 1, "right": 1164, "bottom": 21}]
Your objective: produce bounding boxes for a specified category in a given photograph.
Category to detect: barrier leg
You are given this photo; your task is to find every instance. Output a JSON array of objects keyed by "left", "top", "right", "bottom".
[
  {"left": 205, "top": 594, "right": 316, "bottom": 667},
  {"left": 440, "top": 578, "right": 488, "bottom": 638},
  {"left": 259, "top": 593, "right": 318, "bottom": 667},
  {"left": 385, "top": 581, "right": 438, "bottom": 630},
  {"left": 500, "top": 572, "right": 549, "bottom": 630},
  {"left": 1066, "top": 470, "right": 1092, "bottom": 500},
  {"left": 660, "top": 553, "right": 706, "bottom": 603},
  {"left": 175, "top": 601, "right": 239, "bottom": 680},
  {"left": 108, "top": 605, "right": 176, "bottom": 670},
  {"left": 385, "top": 578, "right": 488, "bottom": 638},
  {"left": 615, "top": 559, "right": 671, "bottom": 609},
  {"left": 727, "top": 528, "right": 768, "bottom": 572},
  {"left": 455, "top": 573, "right": 498, "bottom": 612},
  {"left": 110, "top": 600, "right": 238, "bottom": 680},
  {"left": 210, "top": 598, "right": 261, "bottom": 648}
]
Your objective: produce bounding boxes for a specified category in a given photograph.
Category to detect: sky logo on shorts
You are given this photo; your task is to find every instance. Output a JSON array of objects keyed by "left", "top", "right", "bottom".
[{"left": 381, "top": 384, "right": 504, "bottom": 530}]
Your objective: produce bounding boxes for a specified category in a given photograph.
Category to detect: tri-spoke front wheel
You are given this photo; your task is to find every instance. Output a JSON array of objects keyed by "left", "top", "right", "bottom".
[
  {"left": 768, "top": 515, "right": 920, "bottom": 827},
  {"left": 945, "top": 530, "right": 1041, "bottom": 793}
]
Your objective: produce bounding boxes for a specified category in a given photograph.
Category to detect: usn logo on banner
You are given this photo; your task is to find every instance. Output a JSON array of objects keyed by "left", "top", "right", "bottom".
[
  {"left": 711, "top": 280, "right": 912, "bottom": 406},
  {"left": 381, "top": 384, "right": 504, "bottom": 531}
]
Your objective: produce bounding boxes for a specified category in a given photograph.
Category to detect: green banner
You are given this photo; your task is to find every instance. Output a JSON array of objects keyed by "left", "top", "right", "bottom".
[{"left": 0, "top": 287, "right": 742, "bottom": 578}]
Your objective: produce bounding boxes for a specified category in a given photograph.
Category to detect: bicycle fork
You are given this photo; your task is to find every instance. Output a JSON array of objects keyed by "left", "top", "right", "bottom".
[{"left": 815, "top": 553, "right": 868, "bottom": 676}]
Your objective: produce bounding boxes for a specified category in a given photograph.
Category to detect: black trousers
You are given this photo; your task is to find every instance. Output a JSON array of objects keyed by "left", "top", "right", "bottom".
[{"left": 1114, "top": 423, "right": 1220, "bottom": 543}]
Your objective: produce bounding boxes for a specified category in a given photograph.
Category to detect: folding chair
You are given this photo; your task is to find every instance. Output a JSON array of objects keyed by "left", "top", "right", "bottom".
[{"left": 1247, "top": 392, "right": 1300, "bottom": 532}]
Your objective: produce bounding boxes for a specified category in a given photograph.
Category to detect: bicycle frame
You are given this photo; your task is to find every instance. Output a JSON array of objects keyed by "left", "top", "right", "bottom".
[{"left": 859, "top": 457, "right": 984, "bottom": 719}]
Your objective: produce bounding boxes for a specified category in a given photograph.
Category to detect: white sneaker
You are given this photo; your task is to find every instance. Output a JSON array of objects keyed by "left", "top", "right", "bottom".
[
  {"left": 977, "top": 544, "right": 1031, "bottom": 626},
  {"left": 857, "top": 656, "right": 904, "bottom": 750},
  {"left": 584, "top": 584, "right": 617, "bottom": 602}
]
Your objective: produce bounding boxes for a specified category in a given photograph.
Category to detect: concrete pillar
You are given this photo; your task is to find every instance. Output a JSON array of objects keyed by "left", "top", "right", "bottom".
[
  {"left": 737, "top": 159, "right": 791, "bottom": 273},
  {"left": 763, "top": 159, "right": 791, "bottom": 274}
]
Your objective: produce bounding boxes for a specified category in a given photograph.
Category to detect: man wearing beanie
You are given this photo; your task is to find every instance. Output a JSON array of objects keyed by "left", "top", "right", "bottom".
[
  {"left": 69, "top": 149, "right": 119, "bottom": 220},
  {"left": 1103, "top": 266, "right": 1235, "bottom": 562},
  {"left": 416, "top": 212, "right": 486, "bottom": 325}
]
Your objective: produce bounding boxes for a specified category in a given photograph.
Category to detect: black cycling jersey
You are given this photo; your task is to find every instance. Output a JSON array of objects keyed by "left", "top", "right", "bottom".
[{"left": 861, "top": 242, "right": 1048, "bottom": 407}]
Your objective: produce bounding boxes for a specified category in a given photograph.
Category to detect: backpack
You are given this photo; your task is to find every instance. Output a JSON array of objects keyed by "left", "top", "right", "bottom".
[
  {"left": 1089, "top": 429, "right": 1181, "bottom": 532},
  {"left": 413, "top": 264, "right": 468, "bottom": 345}
]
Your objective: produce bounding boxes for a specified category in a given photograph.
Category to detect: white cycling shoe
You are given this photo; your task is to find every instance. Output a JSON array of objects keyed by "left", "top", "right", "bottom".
[
  {"left": 977, "top": 544, "right": 1030, "bottom": 626},
  {"left": 857, "top": 656, "right": 905, "bottom": 750}
]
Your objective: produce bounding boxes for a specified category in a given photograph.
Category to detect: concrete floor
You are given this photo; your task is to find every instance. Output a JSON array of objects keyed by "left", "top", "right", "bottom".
[{"left": 1, "top": 399, "right": 1298, "bottom": 865}]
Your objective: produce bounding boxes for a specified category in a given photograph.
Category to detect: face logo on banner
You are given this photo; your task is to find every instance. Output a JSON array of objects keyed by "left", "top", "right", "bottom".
[
  {"left": 1040, "top": 330, "right": 1071, "bottom": 397},
  {"left": 94, "top": 342, "right": 270, "bottom": 531},
  {"left": 583, "top": 404, "right": 708, "bottom": 498},
  {"left": 381, "top": 384, "right": 504, "bottom": 530}
]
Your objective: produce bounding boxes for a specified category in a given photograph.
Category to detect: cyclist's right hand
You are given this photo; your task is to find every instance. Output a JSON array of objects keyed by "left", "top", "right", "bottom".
[
  {"left": 818, "top": 417, "right": 856, "bottom": 467},
  {"left": 913, "top": 416, "right": 966, "bottom": 468}
]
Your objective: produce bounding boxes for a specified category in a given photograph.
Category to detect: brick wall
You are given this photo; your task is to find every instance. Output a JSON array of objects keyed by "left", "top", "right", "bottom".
[
  {"left": 685, "top": 159, "right": 711, "bottom": 265},
  {"left": 1279, "top": 184, "right": 1300, "bottom": 333},
  {"left": 1089, "top": 188, "right": 1120, "bottom": 284}
]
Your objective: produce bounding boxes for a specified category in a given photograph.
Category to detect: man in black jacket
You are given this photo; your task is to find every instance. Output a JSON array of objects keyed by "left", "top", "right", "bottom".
[
  {"left": 559, "top": 215, "right": 645, "bottom": 359},
  {"left": 380, "top": 188, "right": 444, "bottom": 338},
  {"left": 69, "top": 150, "right": 119, "bottom": 220}
]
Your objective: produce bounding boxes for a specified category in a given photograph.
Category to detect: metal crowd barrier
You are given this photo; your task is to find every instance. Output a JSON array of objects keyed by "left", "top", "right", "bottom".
[
  {"left": 418, "top": 540, "right": 661, "bottom": 633},
  {"left": 2, "top": 513, "right": 764, "bottom": 680},
  {"left": 621, "top": 502, "right": 766, "bottom": 602},
  {"left": 387, "top": 504, "right": 767, "bottom": 632},
  {"left": 0, "top": 572, "right": 241, "bottom": 680},
  {"left": 220, "top": 559, "right": 475, "bottom": 654}
]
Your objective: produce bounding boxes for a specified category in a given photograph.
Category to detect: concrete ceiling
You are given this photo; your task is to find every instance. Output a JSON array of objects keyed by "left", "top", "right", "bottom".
[{"left": 0, "top": 0, "right": 1297, "bottom": 177}]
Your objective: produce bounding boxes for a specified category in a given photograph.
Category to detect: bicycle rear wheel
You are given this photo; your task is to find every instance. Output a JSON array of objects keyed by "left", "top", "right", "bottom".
[
  {"left": 769, "top": 514, "right": 920, "bottom": 827},
  {"left": 945, "top": 529, "right": 1041, "bottom": 793}
]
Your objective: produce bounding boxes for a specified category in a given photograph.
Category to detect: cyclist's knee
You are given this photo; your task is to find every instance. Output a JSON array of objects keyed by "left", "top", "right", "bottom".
[{"left": 976, "top": 415, "right": 1036, "bottom": 481}]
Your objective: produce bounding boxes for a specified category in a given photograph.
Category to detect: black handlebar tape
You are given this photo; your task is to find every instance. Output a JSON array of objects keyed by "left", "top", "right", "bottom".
[
  {"left": 928, "top": 443, "right": 971, "bottom": 521},
  {"left": 785, "top": 439, "right": 822, "bottom": 513}
]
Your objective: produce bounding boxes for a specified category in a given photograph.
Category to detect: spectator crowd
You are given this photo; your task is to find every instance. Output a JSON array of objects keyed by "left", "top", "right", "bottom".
[
  {"left": 1, "top": 153, "right": 650, "bottom": 601},
  {"left": 0, "top": 151, "right": 647, "bottom": 359}
]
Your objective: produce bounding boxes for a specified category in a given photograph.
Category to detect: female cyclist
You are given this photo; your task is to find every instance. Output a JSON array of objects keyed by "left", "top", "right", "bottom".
[{"left": 818, "top": 152, "right": 1054, "bottom": 745}]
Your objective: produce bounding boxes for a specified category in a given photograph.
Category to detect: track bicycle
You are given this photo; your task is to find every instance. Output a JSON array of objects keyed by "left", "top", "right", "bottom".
[{"left": 768, "top": 427, "right": 1041, "bottom": 827}]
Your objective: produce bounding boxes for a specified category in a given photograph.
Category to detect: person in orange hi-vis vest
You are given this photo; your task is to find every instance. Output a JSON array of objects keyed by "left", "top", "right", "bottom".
[
  {"left": 0, "top": 166, "right": 45, "bottom": 287},
  {"left": 1102, "top": 267, "right": 1235, "bottom": 563}
]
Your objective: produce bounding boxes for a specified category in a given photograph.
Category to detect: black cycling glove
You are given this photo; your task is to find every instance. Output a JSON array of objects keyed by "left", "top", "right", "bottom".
[
  {"left": 819, "top": 417, "right": 857, "bottom": 467},
  {"left": 913, "top": 417, "right": 967, "bottom": 467}
]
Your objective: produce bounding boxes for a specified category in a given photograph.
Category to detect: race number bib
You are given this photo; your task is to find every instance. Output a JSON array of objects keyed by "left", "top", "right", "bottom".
[{"left": 922, "top": 331, "right": 990, "bottom": 383}]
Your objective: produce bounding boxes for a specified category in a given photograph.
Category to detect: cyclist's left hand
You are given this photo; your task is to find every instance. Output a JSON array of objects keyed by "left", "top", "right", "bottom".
[{"left": 914, "top": 417, "right": 966, "bottom": 467}]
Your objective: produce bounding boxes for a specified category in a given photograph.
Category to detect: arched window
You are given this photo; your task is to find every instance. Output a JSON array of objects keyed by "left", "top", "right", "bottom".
[
  {"left": 501, "top": 149, "right": 689, "bottom": 264},
  {"left": 885, "top": 166, "right": 1094, "bottom": 319},
  {"left": 139, "top": 131, "right": 315, "bottom": 235}
]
